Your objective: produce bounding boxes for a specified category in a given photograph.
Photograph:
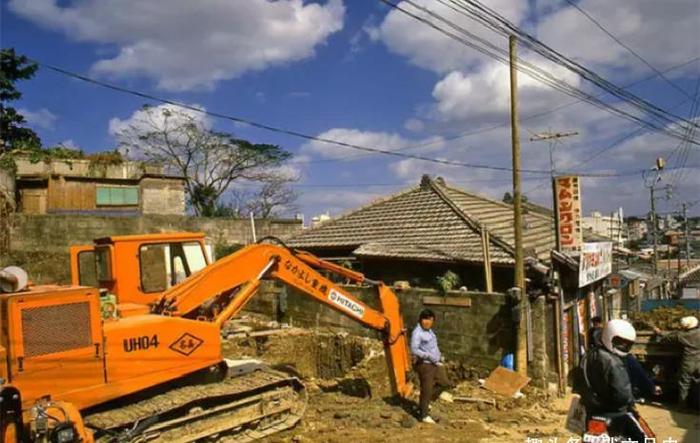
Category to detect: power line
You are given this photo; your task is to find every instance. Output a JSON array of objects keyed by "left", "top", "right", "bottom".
[
  {"left": 522, "top": 91, "right": 700, "bottom": 195},
  {"left": 292, "top": 55, "right": 700, "bottom": 166},
  {"left": 390, "top": 0, "right": 700, "bottom": 144},
  {"left": 446, "top": 0, "right": 700, "bottom": 134},
  {"left": 34, "top": 60, "right": 551, "bottom": 175},
  {"left": 668, "top": 77, "right": 700, "bottom": 189},
  {"left": 562, "top": 0, "right": 692, "bottom": 100},
  {"left": 39, "top": 58, "right": 678, "bottom": 178}
]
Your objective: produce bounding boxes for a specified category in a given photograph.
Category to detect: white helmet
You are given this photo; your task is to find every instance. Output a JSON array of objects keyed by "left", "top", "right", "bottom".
[
  {"left": 601, "top": 319, "right": 637, "bottom": 357},
  {"left": 680, "top": 316, "right": 699, "bottom": 330}
]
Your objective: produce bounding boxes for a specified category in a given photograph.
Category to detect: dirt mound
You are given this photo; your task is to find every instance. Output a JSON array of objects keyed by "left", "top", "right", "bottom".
[
  {"left": 224, "top": 326, "right": 574, "bottom": 442},
  {"left": 631, "top": 306, "right": 698, "bottom": 331}
]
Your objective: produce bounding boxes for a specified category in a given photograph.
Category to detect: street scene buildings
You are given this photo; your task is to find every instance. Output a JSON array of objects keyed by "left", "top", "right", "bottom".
[{"left": 1, "top": 1, "right": 698, "bottom": 442}]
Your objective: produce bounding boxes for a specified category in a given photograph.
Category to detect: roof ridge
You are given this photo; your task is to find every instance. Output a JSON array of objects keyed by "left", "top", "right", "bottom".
[
  {"left": 293, "top": 184, "right": 420, "bottom": 237},
  {"left": 429, "top": 180, "right": 515, "bottom": 257},
  {"left": 439, "top": 181, "right": 553, "bottom": 223}
]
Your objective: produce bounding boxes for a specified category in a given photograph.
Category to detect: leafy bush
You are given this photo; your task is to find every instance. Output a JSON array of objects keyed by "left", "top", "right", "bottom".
[{"left": 436, "top": 270, "right": 461, "bottom": 294}]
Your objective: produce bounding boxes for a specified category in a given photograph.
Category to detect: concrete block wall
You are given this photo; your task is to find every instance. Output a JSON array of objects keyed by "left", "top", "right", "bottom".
[
  {"left": 4, "top": 214, "right": 303, "bottom": 284},
  {"left": 9, "top": 214, "right": 303, "bottom": 254},
  {"left": 140, "top": 178, "right": 186, "bottom": 216},
  {"left": 245, "top": 281, "right": 519, "bottom": 372}
]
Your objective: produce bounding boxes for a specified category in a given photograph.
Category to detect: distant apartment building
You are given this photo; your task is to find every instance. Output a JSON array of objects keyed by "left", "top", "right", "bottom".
[
  {"left": 627, "top": 218, "right": 648, "bottom": 242},
  {"left": 582, "top": 210, "right": 626, "bottom": 246},
  {"left": 13, "top": 156, "right": 186, "bottom": 216},
  {"left": 658, "top": 214, "right": 681, "bottom": 231}
]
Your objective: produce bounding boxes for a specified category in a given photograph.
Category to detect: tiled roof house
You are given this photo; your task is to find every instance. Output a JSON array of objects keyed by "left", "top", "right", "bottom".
[{"left": 289, "top": 175, "right": 556, "bottom": 290}]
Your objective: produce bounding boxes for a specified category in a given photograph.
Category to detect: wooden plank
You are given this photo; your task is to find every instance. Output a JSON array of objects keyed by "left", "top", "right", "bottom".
[
  {"left": 481, "top": 228, "right": 493, "bottom": 293},
  {"left": 422, "top": 296, "right": 472, "bottom": 307},
  {"left": 483, "top": 366, "right": 530, "bottom": 397},
  {"left": 453, "top": 396, "right": 496, "bottom": 406}
]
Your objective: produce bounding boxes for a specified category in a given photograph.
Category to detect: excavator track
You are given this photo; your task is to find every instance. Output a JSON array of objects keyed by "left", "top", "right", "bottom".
[{"left": 85, "top": 369, "right": 307, "bottom": 443}]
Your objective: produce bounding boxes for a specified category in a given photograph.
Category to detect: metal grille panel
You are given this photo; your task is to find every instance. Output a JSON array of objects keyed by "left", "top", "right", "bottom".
[{"left": 21, "top": 302, "right": 93, "bottom": 357}]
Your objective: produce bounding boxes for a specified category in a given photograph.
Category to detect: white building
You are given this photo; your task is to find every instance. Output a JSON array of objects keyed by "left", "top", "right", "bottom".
[
  {"left": 582, "top": 209, "right": 627, "bottom": 246},
  {"left": 627, "top": 219, "right": 649, "bottom": 242},
  {"left": 310, "top": 212, "right": 332, "bottom": 228}
]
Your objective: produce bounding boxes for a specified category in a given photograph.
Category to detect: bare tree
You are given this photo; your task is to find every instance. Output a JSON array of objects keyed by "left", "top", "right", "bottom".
[
  {"left": 115, "top": 105, "right": 291, "bottom": 216},
  {"left": 246, "top": 175, "right": 299, "bottom": 219}
]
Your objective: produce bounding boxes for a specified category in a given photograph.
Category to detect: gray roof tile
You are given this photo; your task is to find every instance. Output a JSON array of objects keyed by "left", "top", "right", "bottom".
[{"left": 289, "top": 176, "right": 556, "bottom": 264}]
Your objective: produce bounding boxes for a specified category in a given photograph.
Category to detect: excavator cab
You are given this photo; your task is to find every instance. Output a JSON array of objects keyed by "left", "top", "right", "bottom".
[{"left": 70, "top": 233, "right": 211, "bottom": 308}]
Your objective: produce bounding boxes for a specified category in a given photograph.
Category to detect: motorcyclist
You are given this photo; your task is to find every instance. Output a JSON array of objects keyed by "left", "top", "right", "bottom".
[{"left": 580, "top": 319, "right": 653, "bottom": 441}]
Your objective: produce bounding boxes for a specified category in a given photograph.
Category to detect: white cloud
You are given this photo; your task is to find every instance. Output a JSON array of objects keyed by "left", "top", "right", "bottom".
[
  {"left": 404, "top": 118, "right": 425, "bottom": 132},
  {"left": 537, "top": 0, "right": 700, "bottom": 73},
  {"left": 9, "top": 0, "right": 345, "bottom": 91},
  {"left": 369, "top": 0, "right": 528, "bottom": 74},
  {"left": 300, "top": 128, "right": 445, "bottom": 160},
  {"left": 298, "top": 188, "right": 387, "bottom": 218},
  {"left": 18, "top": 107, "right": 57, "bottom": 130},
  {"left": 57, "top": 139, "right": 80, "bottom": 150},
  {"left": 431, "top": 58, "right": 581, "bottom": 124}
]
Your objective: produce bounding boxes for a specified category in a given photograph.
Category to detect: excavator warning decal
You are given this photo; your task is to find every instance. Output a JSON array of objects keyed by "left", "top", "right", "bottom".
[
  {"left": 169, "top": 333, "right": 204, "bottom": 356},
  {"left": 328, "top": 289, "right": 365, "bottom": 318}
]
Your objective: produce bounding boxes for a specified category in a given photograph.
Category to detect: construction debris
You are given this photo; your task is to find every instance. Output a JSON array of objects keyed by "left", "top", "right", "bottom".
[
  {"left": 483, "top": 366, "right": 531, "bottom": 398},
  {"left": 452, "top": 396, "right": 496, "bottom": 406}
]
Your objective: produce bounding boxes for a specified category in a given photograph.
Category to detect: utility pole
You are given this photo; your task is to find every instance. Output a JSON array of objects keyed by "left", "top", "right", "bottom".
[
  {"left": 643, "top": 158, "right": 664, "bottom": 275},
  {"left": 529, "top": 131, "right": 579, "bottom": 178},
  {"left": 529, "top": 131, "right": 578, "bottom": 259},
  {"left": 509, "top": 35, "right": 527, "bottom": 377},
  {"left": 682, "top": 202, "right": 690, "bottom": 267}
]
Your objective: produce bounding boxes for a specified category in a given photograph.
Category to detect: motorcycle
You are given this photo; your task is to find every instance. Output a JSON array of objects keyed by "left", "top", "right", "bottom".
[{"left": 582, "top": 409, "right": 656, "bottom": 443}]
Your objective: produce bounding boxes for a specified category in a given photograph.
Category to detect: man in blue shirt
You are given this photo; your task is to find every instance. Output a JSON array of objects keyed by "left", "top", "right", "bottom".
[{"left": 411, "top": 308, "right": 449, "bottom": 423}]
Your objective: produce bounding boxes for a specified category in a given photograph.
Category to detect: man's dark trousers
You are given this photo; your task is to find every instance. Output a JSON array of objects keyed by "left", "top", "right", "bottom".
[{"left": 415, "top": 361, "right": 450, "bottom": 419}]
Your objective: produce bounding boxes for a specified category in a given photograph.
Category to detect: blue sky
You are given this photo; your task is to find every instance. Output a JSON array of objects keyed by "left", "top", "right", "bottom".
[{"left": 3, "top": 0, "right": 699, "bottom": 218}]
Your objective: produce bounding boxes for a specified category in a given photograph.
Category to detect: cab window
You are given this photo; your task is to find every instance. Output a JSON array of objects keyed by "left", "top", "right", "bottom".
[
  {"left": 139, "top": 242, "right": 207, "bottom": 293},
  {"left": 95, "top": 246, "right": 113, "bottom": 282},
  {"left": 77, "top": 250, "right": 98, "bottom": 287}
]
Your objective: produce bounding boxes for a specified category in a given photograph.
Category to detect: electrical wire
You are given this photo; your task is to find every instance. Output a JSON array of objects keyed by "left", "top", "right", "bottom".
[
  {"left": 446, "top": 0, "right": 700, "bottom": 133},
  {"left": 383, "top": 0, "right": 700, "bottom": 144},
  {"left": 522, "top": 88, "right": 700, "bottom": 195},
  {"left": 34, "top": 60, "right": 552, "bottom": 175},
  {"left": 562, "top": 0, "right": 692, "bottom": 100},
  {"left": 293, "top": 55, "right": 700, "bottom": 165},
  {"left": 36, "top": 59, "right": 676, "bottom": 178}
]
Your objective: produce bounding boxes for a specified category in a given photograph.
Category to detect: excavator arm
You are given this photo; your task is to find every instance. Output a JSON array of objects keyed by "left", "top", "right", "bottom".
[{"left": 151, "top": 239, "right": 412, "bottom": 398}]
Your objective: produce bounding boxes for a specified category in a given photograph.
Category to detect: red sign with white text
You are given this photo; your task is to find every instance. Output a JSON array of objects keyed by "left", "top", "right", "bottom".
[{"left": 554, "top": 176, "right": 582, "bottom": 253}]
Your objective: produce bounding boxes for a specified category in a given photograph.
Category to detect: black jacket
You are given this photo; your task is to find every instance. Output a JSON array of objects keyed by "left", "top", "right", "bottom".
[
  {"left": 588, "top": 326, "right": 603, "bottom": 349},
  {"left": 582, "top": 346, "right": 635, "bottom": 415}
]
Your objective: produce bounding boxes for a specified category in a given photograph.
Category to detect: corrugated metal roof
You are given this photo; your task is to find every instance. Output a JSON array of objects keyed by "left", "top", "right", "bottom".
[{"left": 289, "top": 176, "right": 556, "bottom": 264}]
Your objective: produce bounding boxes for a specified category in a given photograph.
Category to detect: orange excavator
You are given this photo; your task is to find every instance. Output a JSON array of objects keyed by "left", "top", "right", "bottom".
[{"left": 0, "top": 232, "right": 412, "bottom": 443}]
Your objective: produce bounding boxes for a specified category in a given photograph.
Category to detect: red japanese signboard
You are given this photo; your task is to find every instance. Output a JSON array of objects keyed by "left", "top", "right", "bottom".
[{"left": 554, "top": 176, "right": 582, "bottom": 253}]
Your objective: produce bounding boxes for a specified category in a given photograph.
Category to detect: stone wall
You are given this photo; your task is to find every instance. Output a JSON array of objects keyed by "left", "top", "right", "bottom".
[
  {"left": 3, "top": 214, "right": 302, "bottom": 283},
  {"left": 9, "top": 214, "right": 302, "bottom": 253},
  {"left": 245, "top": 282, "right": 555, "bottom": 384},
  {"left": 245, "top": 281, "right": 525, "bottom": 374},
  {"left": 0, "top": 169, "right": 14, "bottom": 256}
]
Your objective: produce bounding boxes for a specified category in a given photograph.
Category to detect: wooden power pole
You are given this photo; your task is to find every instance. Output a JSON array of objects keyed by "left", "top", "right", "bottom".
[{"left": 509, "top": 35, "right": 527, "bottom": 376}]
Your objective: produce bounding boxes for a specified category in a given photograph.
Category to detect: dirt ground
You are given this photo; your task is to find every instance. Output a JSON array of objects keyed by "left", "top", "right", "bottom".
[{"left": 220, "top": 321, "right": 700, "bottom": 443}]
